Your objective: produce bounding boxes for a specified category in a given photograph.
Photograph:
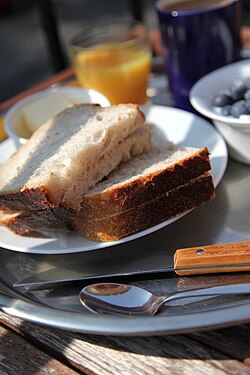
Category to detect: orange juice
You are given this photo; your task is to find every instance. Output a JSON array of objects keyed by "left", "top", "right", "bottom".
[{"left": 72, "top": 43, "right": 151, "bottom": 104}]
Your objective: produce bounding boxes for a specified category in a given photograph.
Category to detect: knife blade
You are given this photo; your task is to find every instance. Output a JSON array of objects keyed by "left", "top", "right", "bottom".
[{"left": 14, "top": 241, "right": 250, "bottom": 290}]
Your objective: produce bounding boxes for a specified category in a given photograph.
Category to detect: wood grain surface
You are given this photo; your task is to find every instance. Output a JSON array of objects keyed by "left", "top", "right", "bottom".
[
  {"left": 0, "top": 322, "right": 81, "bottom": 375},
  {"left": 1, "top": 312, "right": 250, "bottom": 375}
]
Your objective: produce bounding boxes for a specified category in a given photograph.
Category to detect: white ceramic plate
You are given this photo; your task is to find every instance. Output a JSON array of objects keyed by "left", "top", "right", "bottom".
[{"left": 0, "top": 105, "right": 228, "bottom": 254}]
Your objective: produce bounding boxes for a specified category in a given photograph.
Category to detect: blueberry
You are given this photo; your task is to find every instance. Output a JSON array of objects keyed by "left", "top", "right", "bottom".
[
  {"left": 212, "top": 90, "right": 232, "bottom": 107},
  {"left": 245, "top": 77, "right": 250, "bottom": 90},
  {"left": 245, "top": 100, "right": 250, "bottom": 113},
  {"left": 230, "top": 100, "right": 248, "bottom": 118},
  {"left": 212, "top": 77, "right": 250, "bottom": 118},
  {"left": 244, "top": 89, "right": 250, "bottom": 102},
  {"left": 221, "top": 105, "right": 231, "bottom": 116},
  {"left": 229, "top": 79, "right": 246, "bottom": 101}
]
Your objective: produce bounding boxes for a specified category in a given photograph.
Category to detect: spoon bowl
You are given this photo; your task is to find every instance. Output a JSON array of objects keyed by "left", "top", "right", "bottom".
[{"left": 79, "top": 281, "right": 250, "bottom": 316}]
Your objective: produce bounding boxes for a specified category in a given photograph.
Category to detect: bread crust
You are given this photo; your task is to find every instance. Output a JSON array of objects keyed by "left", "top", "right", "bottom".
[
  {"left": 0, "top": 186, "right": 56, "bottom": 211},
  {"left": 0, "top": 206, "right": 72, "bottom": 235},
  {"left": 73, "top": 172, "right": 215, "bottom": 241},
  {"left": 80, "top": 147, "right": 211, "bottom": 219}
]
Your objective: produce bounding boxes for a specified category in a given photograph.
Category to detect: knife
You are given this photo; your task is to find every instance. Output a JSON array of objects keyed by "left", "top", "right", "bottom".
[{"left": 14, "top": 241, "right": 250, "bottom": 290}]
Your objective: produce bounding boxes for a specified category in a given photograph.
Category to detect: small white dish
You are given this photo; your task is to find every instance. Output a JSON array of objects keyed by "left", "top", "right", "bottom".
[
  {"left": 190, "top": 59, "right": 250, "bottom": 165},
  {"left": 4, "top": 86, "right": 110, "bottom": 148},
  {"left": 0, "top": 105, "right": 228, "bottom": 254}
]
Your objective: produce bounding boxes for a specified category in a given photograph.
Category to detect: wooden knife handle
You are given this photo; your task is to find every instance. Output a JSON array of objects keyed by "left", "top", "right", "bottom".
[{"left": 174, "top": 241, "right": 250, "bottom": 275}]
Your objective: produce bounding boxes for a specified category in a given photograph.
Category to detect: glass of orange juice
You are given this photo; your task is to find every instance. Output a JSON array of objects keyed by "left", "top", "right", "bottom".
[{"left": 68, "top": 21, "right": 152, "bottom": 104}]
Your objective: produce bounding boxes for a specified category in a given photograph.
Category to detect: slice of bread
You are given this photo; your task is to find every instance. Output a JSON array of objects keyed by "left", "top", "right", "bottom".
[
  {"left": 73, "top": 172, "right": 215, "bottom": 241},
  {"left": 79, "top": 145, "right": 211, "bottom": 219},
  {"left": 0, "top": 104, "right": 151, "bottom": 212}
]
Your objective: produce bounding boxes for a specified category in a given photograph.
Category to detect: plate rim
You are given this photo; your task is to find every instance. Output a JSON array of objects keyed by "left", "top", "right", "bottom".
[
  {"left": 0, "top": 105, "right": 228, "bottom": 254},
  {"left": 1, "top": 291, "right": 249, "bottom": 335}
]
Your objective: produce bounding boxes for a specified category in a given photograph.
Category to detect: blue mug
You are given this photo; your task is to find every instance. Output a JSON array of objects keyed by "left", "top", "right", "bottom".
[{"left": 156, "top": 0, "right": 242, "bottom": 112}]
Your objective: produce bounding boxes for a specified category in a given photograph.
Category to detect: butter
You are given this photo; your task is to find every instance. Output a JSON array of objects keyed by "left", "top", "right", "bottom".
[{"left": 22, "top": 92, "right": 76, "bottom": 133}]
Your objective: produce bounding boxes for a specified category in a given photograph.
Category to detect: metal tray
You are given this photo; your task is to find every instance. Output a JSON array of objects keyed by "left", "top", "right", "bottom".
[
  {"left": 1, "top": 251, "right": 250, "bottom": 335},
  {"left": 0, "top": 72, "right": 249, "bottom": 334},
  {"left": 1, "top": 156, "right": 250, "bottom": 335}
]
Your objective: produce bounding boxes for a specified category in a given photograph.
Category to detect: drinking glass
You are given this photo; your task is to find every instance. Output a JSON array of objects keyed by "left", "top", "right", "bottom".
[{"left": 68, "top": 21, "right": 152, "bottom": 105}]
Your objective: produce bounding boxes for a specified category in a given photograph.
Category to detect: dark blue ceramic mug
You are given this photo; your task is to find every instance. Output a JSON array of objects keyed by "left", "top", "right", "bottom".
[{"left": 156, "top": 0, "right": 242, "bottom": 112}]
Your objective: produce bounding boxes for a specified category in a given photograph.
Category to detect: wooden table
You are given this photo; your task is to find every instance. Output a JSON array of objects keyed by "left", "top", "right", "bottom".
[
  {"left": 0, "top": 59, "right": 250, "bottom": 375},
  {"left": 0, "top": 313, "right": 250, "bottom": 374}
]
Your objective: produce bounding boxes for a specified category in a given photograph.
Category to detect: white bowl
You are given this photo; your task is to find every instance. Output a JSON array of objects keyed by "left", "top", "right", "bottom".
[
  {"left": 4, "top": 86, "right": 110, "bottom": 148},
  {"left": 190, "top": 59, "right": 250, "bottom": 165}
]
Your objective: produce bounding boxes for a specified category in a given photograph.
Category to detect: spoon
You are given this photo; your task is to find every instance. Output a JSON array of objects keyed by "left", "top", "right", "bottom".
[{"left": 79, "top": 282, "right": 250, "bottom": 316}]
